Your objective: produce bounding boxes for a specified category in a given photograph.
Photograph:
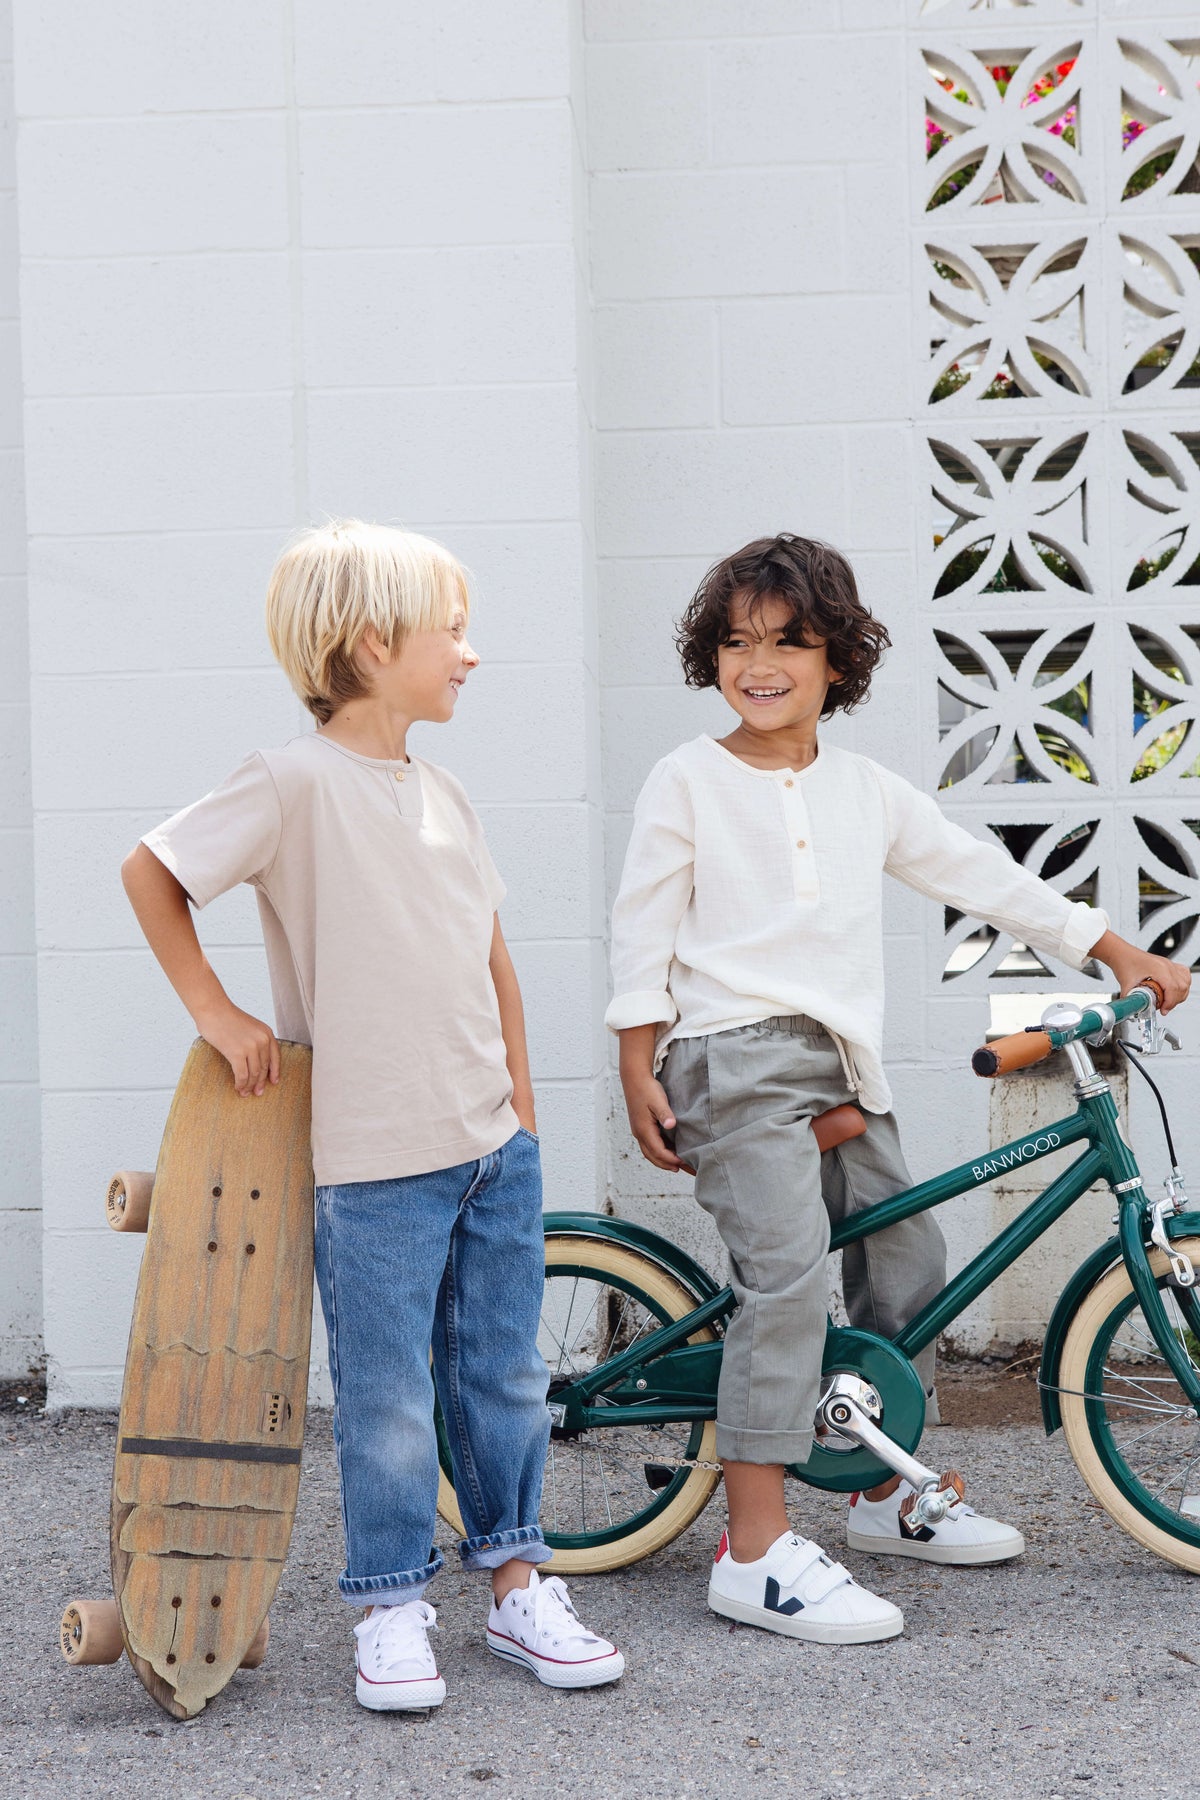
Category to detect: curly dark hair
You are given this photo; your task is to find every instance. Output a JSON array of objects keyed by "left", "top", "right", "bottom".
[{"left": 675, "top": 534, "right": 890, "bottom": 717}]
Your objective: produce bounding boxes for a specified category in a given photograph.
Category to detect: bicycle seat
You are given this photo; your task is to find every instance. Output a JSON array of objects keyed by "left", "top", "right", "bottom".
[{"left": 812, "top": 1104, "right": 867, "bottom": 1154}]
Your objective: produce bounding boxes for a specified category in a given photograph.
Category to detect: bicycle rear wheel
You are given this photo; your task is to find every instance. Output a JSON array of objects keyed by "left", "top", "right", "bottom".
[
  {"left": 437, "top": 1230, "right": 721, "bottom": 1572},
  {"left": 1059, "top": 1237, "right": 1200, "bottom": 1573}
]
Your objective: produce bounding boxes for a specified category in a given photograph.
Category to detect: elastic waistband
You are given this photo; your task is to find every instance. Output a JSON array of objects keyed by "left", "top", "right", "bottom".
[{"left": 757, "top": 1014, "right": 830, "bottom": 1040}]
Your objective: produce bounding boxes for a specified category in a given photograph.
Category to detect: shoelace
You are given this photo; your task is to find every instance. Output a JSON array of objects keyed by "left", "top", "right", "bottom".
[
  {"left": 527, "top": 1576, "right": 600, "bottom": 1650},
  {"left": 363, "top": 1600, "right": 437, "bottom": 1669},
  {"left": 772, "top": 1536, "right": 852, "bottom": 1607}
]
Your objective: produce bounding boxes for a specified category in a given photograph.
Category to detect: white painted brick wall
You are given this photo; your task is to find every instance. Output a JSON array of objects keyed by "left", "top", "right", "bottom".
[
  {"left": 0, "top": 0, "right": 39, "bottom": 1380},
  {"left": 13, "top": 0, "right": 603, "bottom": 1406}
]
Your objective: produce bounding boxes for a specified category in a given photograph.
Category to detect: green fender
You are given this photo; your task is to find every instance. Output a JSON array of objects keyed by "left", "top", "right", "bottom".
[
  {"left": 542, "top": 1210, "right": 725, "bottom": 1306},
  {"left": 1040, "top": 1209, "right": 1200, "bottom": 1435}
]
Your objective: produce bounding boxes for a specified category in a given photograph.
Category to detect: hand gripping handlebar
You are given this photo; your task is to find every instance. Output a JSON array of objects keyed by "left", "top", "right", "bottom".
[{"left": 971, "top": 980, "right": 1165, "bottom": 1078}]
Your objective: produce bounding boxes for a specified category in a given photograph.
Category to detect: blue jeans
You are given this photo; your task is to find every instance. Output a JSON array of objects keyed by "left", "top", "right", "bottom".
[{"left": 314, "top": 1127, "right": 552, "bottom": 1604}]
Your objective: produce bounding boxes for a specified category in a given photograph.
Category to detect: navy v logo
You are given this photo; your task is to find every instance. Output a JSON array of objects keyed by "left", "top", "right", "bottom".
[{"left": 763, "top": 1577, "right": 804, "bottom": 1616}]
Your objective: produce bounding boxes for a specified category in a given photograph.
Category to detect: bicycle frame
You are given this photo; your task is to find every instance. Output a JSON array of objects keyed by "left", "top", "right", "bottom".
[{"left": 553, "top": 1064, "right": 1200, "bottom": 1430}]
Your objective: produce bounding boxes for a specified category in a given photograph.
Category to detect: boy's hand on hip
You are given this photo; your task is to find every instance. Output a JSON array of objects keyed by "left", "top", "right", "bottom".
[
  {"left": 622, "top": 1072, "right": 693, "bottom": 1175},
  {"left": 196, "top": 1003, "right": 281, "bottom": 1098}
]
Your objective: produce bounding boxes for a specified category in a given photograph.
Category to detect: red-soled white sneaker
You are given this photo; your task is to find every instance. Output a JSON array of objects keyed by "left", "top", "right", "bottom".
[
  {"left": 708, "top": 1528, "right": 903, "bottom": 1644},
  {"left": 486, "top": 1570, "right": 624, "bottom": 1688},
  {"left": 846, "top": 1476, "right": 1025, "bottom": 1564},
  {"left": 354, "top": 1600, "right": 446, "bottom": 1711}
]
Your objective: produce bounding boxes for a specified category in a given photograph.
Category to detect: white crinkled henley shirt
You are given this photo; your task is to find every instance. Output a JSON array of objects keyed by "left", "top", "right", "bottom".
[{"left": 605, "top": 734, "right": 1109, "bottom": 1112}]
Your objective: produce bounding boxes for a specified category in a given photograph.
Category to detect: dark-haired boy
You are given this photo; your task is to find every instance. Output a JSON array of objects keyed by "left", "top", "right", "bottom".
[{"left": 608, "top": 533, "right": 1188, "bottom": 1643}]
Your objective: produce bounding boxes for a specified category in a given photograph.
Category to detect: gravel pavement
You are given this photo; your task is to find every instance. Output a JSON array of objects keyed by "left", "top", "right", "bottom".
[{"left": 2, "top": 1401, "right": 1197, "bottom": 1800}]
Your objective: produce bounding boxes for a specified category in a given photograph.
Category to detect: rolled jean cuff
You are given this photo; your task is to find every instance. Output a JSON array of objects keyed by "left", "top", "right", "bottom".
[
  {"left": 338, "top": 1550, "right": 443, "bottom": 1606},
  {"left": 458, "top": 1525, "right": 551, "bottom": 1572},
  {"left": 715, "top": 1423, "right": 817, "bottom": 1465}
]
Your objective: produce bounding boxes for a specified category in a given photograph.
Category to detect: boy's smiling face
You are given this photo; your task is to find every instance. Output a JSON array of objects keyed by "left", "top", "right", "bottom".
[
  {"left": 363, "top": 605, "right": 478, "bottom": 726},
  {"left": 716, "top": 591, "right": 839, "bottom": 738}
]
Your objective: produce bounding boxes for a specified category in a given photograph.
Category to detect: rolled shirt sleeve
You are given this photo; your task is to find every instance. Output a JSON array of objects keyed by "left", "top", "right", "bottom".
[
  {"left": 141, "top": 752, "right": 284, "bottom": 908},
  {"left": 605, "top": 758, "right": 695, "bottom": 1033},
  {"left": 876, "top": 766, "right": 1109, "bottom": 971}
]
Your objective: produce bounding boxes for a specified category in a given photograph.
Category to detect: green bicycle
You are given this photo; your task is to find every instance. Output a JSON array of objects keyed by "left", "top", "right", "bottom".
[{"left": 438, "top": 985, "right": 1200, "bottom": 1574}]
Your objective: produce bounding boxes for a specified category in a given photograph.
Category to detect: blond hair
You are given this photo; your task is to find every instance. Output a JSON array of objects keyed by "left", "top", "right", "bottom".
[{"left": 265, "top": 519, "right": 470, "bottom": 724}]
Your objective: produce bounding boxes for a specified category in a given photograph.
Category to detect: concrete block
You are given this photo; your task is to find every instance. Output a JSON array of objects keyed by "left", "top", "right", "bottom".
[
  {"left": 20, "top": 255, "right": 292, "bottom": 397},
  {"left": 303, "top": 244, "right": 576, "bottom": 390},
  {"left": 710, "top": 36, "right": 905, "bottom": 167},
  {"left": 42, "top": 1225, "right": 142, "bottom": 1389},
  {"left": 478, "top": 803, "right": 595, "bottom": 941},
  {"left": 299, "top": 107, "right": 571, "bottom": 250},
  {"left": 23, "top": 395, "right": 295, "bottom": 537},
  {"left": 535, "top": 1074, "right": 607, "bottom": 1213},
  {"left": 846, "top": 425, "right": 915, "bottom": 553},
  {"left": 0, "top": 446, "right": 27, "bottom": 575},
  {"left": 30, "top": 668, "right": 299, "bottom": 811},
  {"left": 591, "top": 170, "right": 847, "bottom": 300},
  {"left": 35, "top": 811, "right": 262, "bottom": 953},
  {"left": 0, "top": 698, "right": 30, "bottom": 825},
  {"left": 0, "top": 950, "right": 37, "bottom": 1079},
  {"left": 843, "top": 163, "right": 908, "bottom": 293},
  {"left": 598, "top": 555, "right": 708, "bottom": 688},
  {"left": 18, "top": 117, "right": 289, "bottom": 257},
  {"left": 601, "top": 682, "right": 729, "bottom": 813},
  {"left": 411, "top": 661, "right": 589, "bottom": 805},
  {"left": 13, "top": 0, "right": 286, "bottom": 114},
  {"left": 0, "top": 1208, "right": 41, "bottom": 1377},
  {"left": 306, "top": 385, "right": 580, "bottom": 527},
  {"left": 27, "top": 530, "right": 285, "bottom": 675},
  {"left": 595, "top": 426, "right": 847, "bottom": 559},
  {"left": 36, "top": 946, "right": 272, "bottom": 1092},
  {"left": 0, "top": 822, "right": 31, "bottom": 950},
  {"left": 0, "top": 317, "right": 21, "bottom": 444},
  {"left": 434, "top": 0, "right": 569, "bottom": 102},
  {"left": 441, "top": 523, "right": 586, "bottom": 669},
  {"left": 0, "top": 191, "right": 18, "bottom": 319},
  {"left": 0, "top": 1085, "right": 40, "bottom": 1218},
  {"left": 720, "top": 298, "right": 911, "bottom": 425},
  {"left": 40, "top": 1087, "right": 174, "bottom": 1233},
  {"left": 509, "top": 939, "right": 601, "bottom": 1083},
  {"left": 0, "top": 58, "right": 12, "bottom": 188},
  {"left": 584, "top": 1, "right": 835, "bottom": 38},
  {"left": 595, "top": 302, "right": 715, "bottom": 430},
  {"left": 586, "top": 43, "right": 709, "bottom": 171},
  {"left": 292, "top": 0, "right": 438, "bottom": 106},
  {"left": 611, "top": 1193, "right": 728, "bottom": 1289}
]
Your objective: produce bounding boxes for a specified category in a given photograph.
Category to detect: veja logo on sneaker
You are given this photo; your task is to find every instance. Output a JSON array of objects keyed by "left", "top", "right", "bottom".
[{"left": 763, "top": 1578, "right": 804, "bottom": 1617}]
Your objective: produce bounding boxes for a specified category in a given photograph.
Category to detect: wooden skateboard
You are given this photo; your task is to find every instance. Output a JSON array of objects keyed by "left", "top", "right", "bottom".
[{"left": 60, "top": 1037, "right": 314, "bottom": 1719}]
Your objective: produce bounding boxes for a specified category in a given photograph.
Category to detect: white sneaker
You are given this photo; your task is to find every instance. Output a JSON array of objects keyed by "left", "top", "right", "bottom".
[
  {"left": 486, "top": 1570, "right": 624, "bottom": 1688},
  {"left": 846, "top": 1477, "right": 1025, "bottom": 1565},
  {"left": 354, "top": 1600, "right": 446, "bottom": 1711},
  {"left": 708, "top": 1528, "right": 903, "bottom": 1644}
]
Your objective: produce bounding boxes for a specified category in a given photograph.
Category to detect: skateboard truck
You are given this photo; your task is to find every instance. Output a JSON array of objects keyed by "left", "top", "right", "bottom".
[{"left": 815, "top": 1374, "right": 960, "bottom": 1526}]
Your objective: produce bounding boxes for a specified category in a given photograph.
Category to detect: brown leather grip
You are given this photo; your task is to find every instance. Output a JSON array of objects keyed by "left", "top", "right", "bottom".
[
  {"left": 971, "top": 1030, "right": 1053, "bottom": 1078},
  {"left": 1133, "top": 977, "right": 1165, "bottom": 1009},
  {"left": 812, "top": 1104, "right": 867, "bottom": 1153}
]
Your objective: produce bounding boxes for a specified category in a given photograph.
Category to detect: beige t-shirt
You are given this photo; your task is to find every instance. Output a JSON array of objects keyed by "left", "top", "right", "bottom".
[{"left": 142, "top": 732, "right": 517, "bottom": 1185}]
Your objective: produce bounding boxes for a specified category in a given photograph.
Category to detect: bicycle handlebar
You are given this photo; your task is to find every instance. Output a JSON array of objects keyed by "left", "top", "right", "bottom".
[{"left": 971, "top": 980, "right": 1165, "bottom": 1079}]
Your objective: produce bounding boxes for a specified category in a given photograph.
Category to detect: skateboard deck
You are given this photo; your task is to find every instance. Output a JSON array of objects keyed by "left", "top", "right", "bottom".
[{"left": 110, "top": 1037, "right": 313, "bottom": 1718}]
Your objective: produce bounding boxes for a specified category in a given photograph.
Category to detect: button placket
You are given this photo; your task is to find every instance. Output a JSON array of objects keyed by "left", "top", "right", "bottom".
[{"left": 780, "top": 776, "right": 819, "bottom": 901}]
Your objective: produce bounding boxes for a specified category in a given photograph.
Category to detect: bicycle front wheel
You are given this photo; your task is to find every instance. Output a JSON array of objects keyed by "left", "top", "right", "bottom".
[
  {"left": 437, "top": 1230, "right": 721, "bottom": 1573},
  {"left": 1059, "top": 1237, "right": 1200, "bottom": 1573}
]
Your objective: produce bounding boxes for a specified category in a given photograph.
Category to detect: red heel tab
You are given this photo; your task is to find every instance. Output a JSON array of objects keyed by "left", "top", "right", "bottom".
[
  {"left": 849, "top": 1492, "right": 861, "bottom": 1507},
  {"left": 714, "top": 1529, "right": 729, "bottom": 1563}
]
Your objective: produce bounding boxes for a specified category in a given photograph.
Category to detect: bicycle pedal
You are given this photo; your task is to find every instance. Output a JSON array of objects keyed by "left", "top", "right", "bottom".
[{"left": 643, "top": 1463, "right": 674, "bottom": 1491}]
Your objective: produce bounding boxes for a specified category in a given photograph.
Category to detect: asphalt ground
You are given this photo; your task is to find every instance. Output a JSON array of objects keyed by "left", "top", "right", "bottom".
[{"left": 2, "top": 1386, "right": 1197, "bottom": 1800}]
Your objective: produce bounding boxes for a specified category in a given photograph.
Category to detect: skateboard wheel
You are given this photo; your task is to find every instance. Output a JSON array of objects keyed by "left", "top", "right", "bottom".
[
  {"left": 240, "top": 1616, "right": 270, "bottom": 1668},
  {"left": 60, "top": 1598, "right": 124, "bottom": 1665},
  {"left": 106, "top": 1170, "right": 153, "bottom": 1232}
]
